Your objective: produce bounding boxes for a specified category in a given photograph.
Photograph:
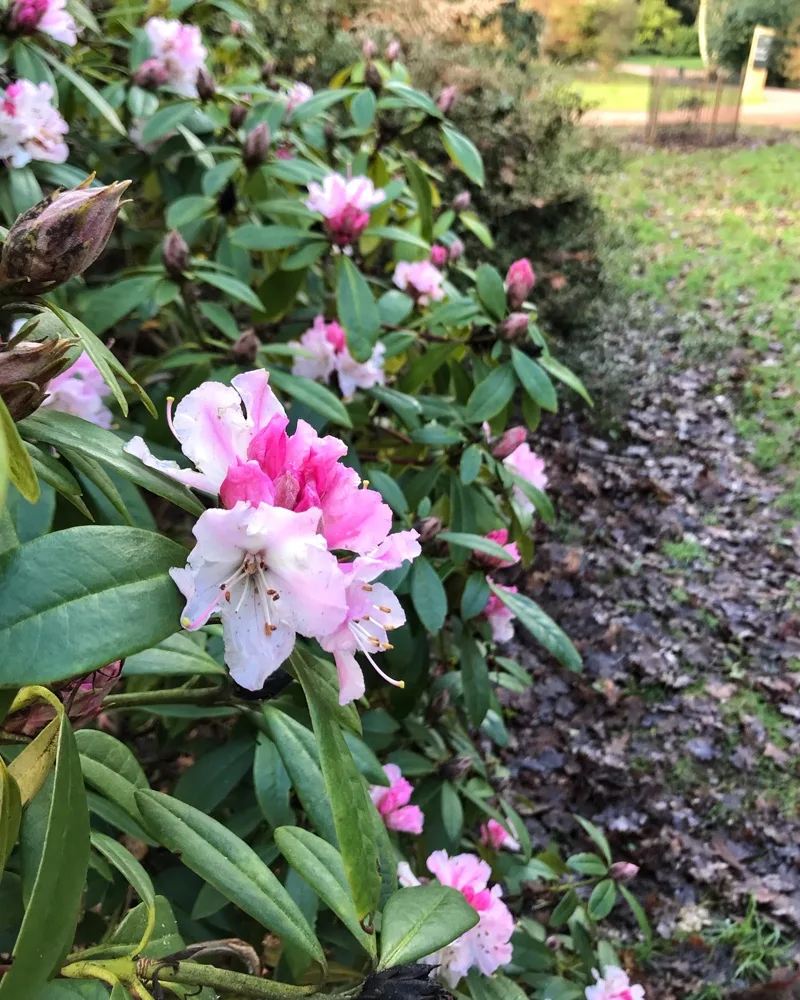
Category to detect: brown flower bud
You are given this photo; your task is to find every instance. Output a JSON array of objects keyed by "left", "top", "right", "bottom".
[
  {"left": 229, "top": 104, "right": 247, "bottom": 129},
  {"left": 364, "top": 63, "right": 382, "bottom": 95},
  {"left": 134, "top": 58, "right": 169, "bottom": 90},
  {"left": 498, "top": 312, "right": 529, "bottom": 341},
  {"left": 0, "top": 179, "right": 131, "bottom": 296},
  {"left": 196, "top": 66, "right": 217, "bottom": 102},
  {"left": 490, "top": 426, "right": 526, "bottom": 460},
  {"left": 608, "top": 862, "right": 639, "bottom": 883},
  {"left": 3, "top": 661, "right": 122, "bottom": 736},
  {"left": 0, "top": 337, "right": 73, "bottom": 421},
  {"left": 414, "top": 516, "right": 442, "bottom": 544},
  {"left": 261, "top": 59, "right": 277, "bottom": 84},
  {"left": 452, "top": 191, "right": 471, "bottom": 212},
  {"left": 438, "top": 755, "right": 471, "bottom": 780},
  {"left": 231, "top": 328, "right": 260, "bottom": 362},
  {"left": 162, "top": 230, "right": 190, "bottom": 279},
  {"left": 242, "top": 123, "right": 270, "bottom": 170}
]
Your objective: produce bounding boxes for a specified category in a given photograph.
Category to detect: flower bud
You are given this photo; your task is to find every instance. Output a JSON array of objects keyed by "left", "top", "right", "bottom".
[
  {"left": 490, "top": 426, "right": 527, "bottom": 460},
  {"left": 438, "top": 755, "right": 471, "bottom": 780},
  {"left": 231, "top": 328, "right": 260, "bottom": 362},
  {"left": 229, "top": 104, "right": 247, "bottom": 129},
  {"left": 3, "top": 661, "right": 122, "bottom": 737},
  {"left": 134, "top": 58, "right": 169, "bottom": 90},
  {"left": 261, "top": 59, "right": 277, "bottom": 84},
  {"left": 0, "top": 337, "right": 73, "bottom": 421},
  {"left": 0, "top": 179, "right": 131, "bottom": 296},
  {"left": 8, "top": 0, "right": 47, "bottom": 34},
  {"left": 429, "top": 244, "right": 448, "bottom": 268},
  {"left": 242, "top": 123, "right": 271, "bottom": 170},
  {"left": 498, "top": 312, "right": 529, "bottom": 342},
  {"left": 196, "top": 66, "right": 216, "bottom": 102},
  {"left": 362, "top": 38, "right": 377, "bottom": 59},
  {"left": 359, "top": 965, "right": 452, "bottom": 1000},
  {"left": 230, "top": 19, "right": 242, "bottom": 36},
  {"left": 505, "top": 257, "right": 535, "bottom": 310},
  {"left": 609, "top": 862, "right": 639, "bottom": 883},
  {"left": 218, "top": 180, "right": 237, "bottom": 216},
  {"left": 449, "top": 237, "right": 465, "bottom": 262},
  {"left": 364, "top": 62, "right": 382, "bottom": 95},
  {"left": 162, "top": 230, "right": 190, "bottom": 279},
  {"left": 429, "top": 688, "right": 450, "bottom": 716},
  {"left": 415, "top": 516, "right": 442, "bottom": 544},
  {"left": 385, "top": 40, "right": 402, "bottom": 62},
  {"left": 437, "top": 85, "right": 457, "bottom": 114},
  {"left": 452, "top": 191, "right": 471, "bottom": 212}
]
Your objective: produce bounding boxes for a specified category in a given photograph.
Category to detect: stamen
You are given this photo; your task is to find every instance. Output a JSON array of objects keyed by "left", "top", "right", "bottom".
[
  {"left": 362, "top": 584, "right": 373, "bottom": 592},
  {"left": 362, "top": 479, "right": 370, "bottom": 488},
  {"left": 362, "top": 648, "right": 405, "bottom": 689},
  {"left": 166, "top": 396, "right": 176, "bottom": 437},
  {"left": 378, "top": 605, "right": 392, "bottom": 614},
  {"left": 182, "top": 562, "right": 249, "bottom": 629}
]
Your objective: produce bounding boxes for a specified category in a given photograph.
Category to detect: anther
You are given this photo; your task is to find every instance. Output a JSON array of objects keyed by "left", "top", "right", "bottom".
[
  {"left": 378, "top": 605, "right": 392, "bottom": 613},
  {"left": 362, "top": 584, "right": 373, "bottom": 592}
]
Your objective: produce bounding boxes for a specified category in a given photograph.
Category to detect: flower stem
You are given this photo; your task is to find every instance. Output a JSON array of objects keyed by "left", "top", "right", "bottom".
[
  {"left": 102, "top": 682, "right": 225, "bottom": 710},
  {"left": 137, "top": 959, "right": 318, "bottom": 999}
]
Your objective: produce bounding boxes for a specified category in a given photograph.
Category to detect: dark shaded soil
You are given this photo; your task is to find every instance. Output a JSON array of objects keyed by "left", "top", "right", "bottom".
[{"left": 504, "top": 324, "right": 800, "bottom": 998}]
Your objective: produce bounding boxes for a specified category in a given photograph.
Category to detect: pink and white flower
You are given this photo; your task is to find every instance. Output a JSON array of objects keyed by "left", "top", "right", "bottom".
[
  {"left": 397, "top": 851, "right": 514, "bottom": 987},
  {"left": 171, "top": 501, "right": 348, "bottom": 690},
  {"left": 370, "top": 763, "right": 425, "bottom": 834},
  {"left": 504, "top": 443, "right": 548, "bottom": 514},
  {"left": 585, "top": 967, "right": 645, "bottom": 1000},
  {"left": 284, "top": 82, "right": 313, "bottom": 115},
  {"left": 305, "top": 174, "right": 385, "bottom": 247},
  {"left": 290, "top": 315, "right": 385, "bottom": 398},
  {"left": 320, "top": 530, "right": 420, "bottom": 703},
  {"left": 41, "top": 352, "right": 114, "bottom": 428},
  {"left": 8, "top": 0, "right": 78, "bottom": 45},
  {"left": 144, "top": 17, "right": 208, "bottom": 97},
  {"left": 474, "top": 529, "right": 520, "bottom": 571},
  {"left": 0, "top": 80, "right": 68, "bottom": 168},
  {"left": 480, "top": 818, "right": 520, "bottom": 852},
  {"left": 482, "top": 582, "right": 517, "bottom": 643},
  {"left": 393, "top": 260, "right": 445, "bottom": 306}
]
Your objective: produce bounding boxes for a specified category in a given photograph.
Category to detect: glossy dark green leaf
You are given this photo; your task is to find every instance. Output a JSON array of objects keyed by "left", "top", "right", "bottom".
[
  {"left": 475, "top": 264, "right": 507, "bottom": 321},
  {"left": 365, "top": 468, "right": 407, "bottom": 515},
  {"left": 574, "top": 815, "right": 612, "bottom": 865},
  {"left": 539, "top": 353, "right": 593, "bottom": 406},
  {"left": 268, "top": 368, "right": 351, "bottom": 428},
  {"left": 401, "top": 155, "right": 433, "bottom": 242},
  {"left": 38, "top": 47, "right": 125, "bottom": 133},
  {"left": 76, "top": 730, "right": 148, "bottom": 821},
  {"left": 511, "top": 348, "right": 557, "bottom": 413},
  {"left": 459, "top": 211, "right": 494, "bottom": 249},
  {"left": 141, "top": 102, "right": 194, "bottom": 143},
  {"left": 620, "top": 883, "right": 652, "bottom": 945},
  {"left": 459, "top": 444, "right": 482, "bottom": 485},
  {"left": 289, "top": 88, "right": 356, "bottom": 123},
  {"left": 350, "top": 88, "right": 377, "bottom": 129},
  {"left": 461, "top": 572, "right": 490, "bottom": 620},
  {"left": 566, "top": 852, "right": 608, "bottom": 876},
  {"left": 487, "top": 581, "right": 582, "bottom": 673},
  {"left": 377, "top": 885, "right": 478, "bottom": 970},
  {"left": 123, "top": 632, "right": 224, "bottom": 676},
  {"left": 384, "top": 82, "right": 442, "bottom": 119},
  {"left": 410, "top": 557, "right": 447, "bottom": 634},
  {"left": 466, "top": 971, "right": 527, "bottom": 1000},
  {"left": 90, "top": 832, "right": 155, "bottom": 951},
  {"left": 588, "top": 879, "right": 617, "bottom": 920},
  {"left": 441, "top": 125, "right": 484, "bottom": 186},
  {"left": 174, "top": 740, "right": 254, "bottom": 813},
  {"left": 363, "top": 225, "right": 430, "bottom": 251},
  {"left": 107, "top": 896, "right": 184, "bottom": 959},
  {"left": 460, "top": 633, "right": 490, "bottom": 727},
  {"left": 253, "top": 735, "right": 294, "bottom": 829},
  {"left": 465, "top": 365, "right": 516, "bottom": 423},
  {"left": 337, "top": 256, "right": 381, "bottom": 363},
  {"left": 549, "top": 889, "right": 579, "bottom": 927},
  {"left": 438, "top": 531, "right": 516, "bottom": 564},
  {"left": 82, "top": 276, "right": 161, "bottom": 337},
  {"left": 0, "top": 526, "right": 186, "bottom": 688},
  {"left": 230, "top": 224, "right": 314, "bottom": 251},
  {"left": 200, "top": 270, "right": 263, "bottom": 310}
]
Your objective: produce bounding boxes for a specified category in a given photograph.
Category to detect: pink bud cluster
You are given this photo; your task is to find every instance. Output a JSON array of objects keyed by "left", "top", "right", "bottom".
[
  {"left": 306, "top": 174, "right": 384, "bottom": 248},
  {"left": 393, "top": 260, "right": 445, "bottom": 306},
  {"left": 7, "top": 0, "right": 77, "bottom": 45},
  {"left": 290, "top": 315, "right": 384, "bottom": 399},
  {"left": 4, "top": 662, "right": 122, "bottom": 736},
  {"left": 125, "top": 370, "right": 420, "bottom": 704}
]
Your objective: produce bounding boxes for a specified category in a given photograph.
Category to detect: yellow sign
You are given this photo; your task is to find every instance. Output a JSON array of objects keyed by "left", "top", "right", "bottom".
[{"left": 742, "top": 25, "right": 776, "bottom": 98}]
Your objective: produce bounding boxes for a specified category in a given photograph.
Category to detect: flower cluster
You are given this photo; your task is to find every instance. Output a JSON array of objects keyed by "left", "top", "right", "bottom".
[
  {"left": 290, "top": 315, "right": 385, "bottom": 398},
  {"left": 7, "top": 0, "right": 77, "bottom": 44},
  {"left": 141, "top": 17, "right": 208, "bottom": 97},
  {"left": 41, "top": 352, "right": 114, "bottom": 428},
  {"left": 398, "top": 851, "right": 514, "bottom": 987},
  {"left": 125, "top": 370, "right": 420, "bottom": 701},
  {"left": 393, "top": 260, "right": 446, "bottom": 306},
  {"left": 284, "top": 82, "right": 313, "bottom": 115},
  {"left": 369, "top": 763, "right": 424, "bottom": 834},
  {"left": 0, "top": 80, "right": 68, "bottom": 168},
  {"left": 584, "top": 967, "right": 646, "bottom": 1000},
  {"left": 306, "top": 174, "right": 385, "bottom": 248}
]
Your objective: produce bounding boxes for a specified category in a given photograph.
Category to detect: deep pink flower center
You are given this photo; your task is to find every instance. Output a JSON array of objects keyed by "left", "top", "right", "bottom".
[
  {"left": 325, "top": 204, "right": 370, "bottom": 246},
  {"left": 324, "top": 322, "right": 346, "bottom": 352},
  {"left": 461, "top": 886, "right": 492, "bottom": 911},
  {"left": 12, "top": 0, "right": 48, "bottom": 30}
]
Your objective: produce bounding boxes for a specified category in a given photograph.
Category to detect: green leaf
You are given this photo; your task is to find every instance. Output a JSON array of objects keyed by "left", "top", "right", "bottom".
[
  {"left": 267, "top": 368, "right": 351, "bottom": 428},
  {"left": 275, "top": 826, "right": 375, "bottom": 954},
  {"left": 566, "top": 852, "right": 608, "bottom": 876},
  {"left": 0, "top": 397, "right": 38, "bottom": 503},
  {"left": 292, "top": 651, "right": 381, "bottom": 921},
  {"left": 511, "top": 348, "right": 557, "bottom": 413},
  {"left": 401, "top": 155, "right": 433, "bottom": 242},
  {"left": 384, "top": 82, "right": 442, "bottom": 119},
  {"left": 38, "top": 47, "right": 125, "bottom": 134},
  {"left": 343, "top": 731, "right": 390, "bottom": 787},
  {"left": 466, "top": 971, "right": 527, "bottom": 1000},
  {"left": 8, "top": 717, "right": 59, "bottom": 807},
  {"left": 438, "top": 531, "right": 516, "bottom": 564},
  {"left": 410, "top": 557, "right": 447, "bottom": 634},
  {"left": 166, "top": 195, "right": 214, "bottom": 230},
  {"left": 82, "top": 276, "right": 161, "bottom": 337},
  {"left": 20, "top": 410, "right": 204, "bottom": 517},
  {"left": 66, "top": 449, "right": 132, "bottom": 526},
  {"left": 6, "top": 166, "right": 42, "bottom": 216},
  {"left": 0, "top": 759, "right": 22, "bottom": 874},
  {"left": 0, "top": 407, "right": 7, "bottom": 507},
  {"left": 550, "top": 889, "right": 579, "bottom": 927},
  {"left": 465, "top": 365, "right": 516, "bottom": 423},
  {"left": 441, "top": 125, "right": 484, "bottom": 186},
  {"left": 141, "top": 102, "right": 195, "bottom": 143},
  {"left": 13, "top": 42, "right": 56, "bottom": 88},
  {"left": 253, "top": 735, "right": 294, "bottom": 829},
  {"left": 487, "top": 581, "right": 582, "bottom": 673},
  {"left": 174, "top": 740, "right": 254, "bottom": 813},
  {"left": 230, "top": 224, "right": 314, "bottom": 251},
  {"left": 0, "top": 526, "right": 186, "bottom": 688},
  {"left": 440, "top": 781, "right": 463, "bottom": 844},
  {"left": 350, "top": 88, "right": 377, "bottom": 130},
  {"left": 202, "top": 159, "right": 240, "bottom": 196},
  {"left": 365, "top": 468, "right": 407, "bottom": 516},
  {"left": 200, "top": 269, "right": 263, "bottom": 310},
  {"left": 24, "top": 442, "right": 90, "bottom": 519},
  {"left": 124, "top": 632, "right": 224, "bottom": 676},
  {"left": 362, "top": 226, "right": 430, "bottom": 251},
  {"left": 135, "top": 789, "right": 325, "bottom": 967},
  {"left": 620, "top": 883, "right": 652, "bottom": 946},
  {"left": 460, "top": 634, "right": 490, "bottom": 726},
  {"left": 108, "top": 896, "right": 184, "bottom": 959},
  {"left": 289, "top": 88, "right": 357, "bottom": 123},
  {"left": 337, "top": 256, "right": 381, "bottom": 364},
  {"left": 539, "top": 353, "right": 593, "bottom": 406},
  {"left": 461, "top": 572, "right": 490, "bottom": 620},
  {"left": 459, "top": 211, "right": 494, "bottom": 249},
  {"left": 76, "top": 731, "right": 148, "bottom": 823},
  {"left": 90, "top": 832, "right": 156, "bottom": 954},
  {"left": 475, "top": 264, "right": 507, "bottom": 321},
  {"left": 588, "top": 879, "right": 617, "bottom": 920},
  {"left": 459, "top": 444, "right": 482, "bottom": 485},
  {"left": 574, "top": 815, "right": 612, "bottom": 865},
  {"left": 378, "top": 885, "right": 478, "bottom": 970},
  {"left": 0, "top": 718, "right": 89, "bottom": 1000}
]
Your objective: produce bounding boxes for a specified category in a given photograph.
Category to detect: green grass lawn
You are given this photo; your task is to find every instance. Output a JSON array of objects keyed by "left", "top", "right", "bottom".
[
  {"left": 567, "top": 71, "right": 762, "bottom": 113},
  {"left": 600, "top": 143, "right": 800, "bottom": 509},
  {"left": 625, "top": 54, "right": 705, "bottom": 71}
]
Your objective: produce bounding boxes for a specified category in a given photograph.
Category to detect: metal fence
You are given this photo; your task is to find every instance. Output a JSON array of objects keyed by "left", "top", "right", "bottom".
[{"left": 646, "top": 70, "right": 745, "bottom": 145}]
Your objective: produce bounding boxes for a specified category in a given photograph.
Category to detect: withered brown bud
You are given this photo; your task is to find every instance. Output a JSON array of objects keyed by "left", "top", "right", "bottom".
[
  {"left": 359, "top": 964, "right": 452, "bottom": 1000},
  {"left": 498, "top": 312, "right": 529, "bottom": 341},
  {"left": 162, "top": 230, "right": 190, "bottom": 279},
  {"left": 231, "top": 328, "right": 260, "bottom": 362},
  {"left": 196, "top": 66, "right": 217, "bottom": 102},
  {"left": 414, "top": 516, "right": 442, "bottom": 544},
  {"left": 429, "top": 688, "right": 450, "bottom": 717},
  {"left": 0, "top": 178, "right": 130, "bottom": 296},
  {"left": 364, "top": 62, "right": 383, "bottom": 95},
  {"left": 261, "top": 59, "right": 277, "bottom": 84},
  {"left": 0, "top": 337, "right": 72, "bottom": 421},
  {"left": 242, "top": 123, "right": 271, "bottom": 170},
  {"left": 438, "top": 755, "right": 471, "bottom": 780},
  {"left": 229, "top": 104, "right": 247, "bottom": 129}
]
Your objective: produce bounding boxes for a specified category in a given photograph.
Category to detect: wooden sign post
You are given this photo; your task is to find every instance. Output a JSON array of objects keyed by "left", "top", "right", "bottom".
[{"left": 742, "top": 25, "right": 776, "bottom": 99}]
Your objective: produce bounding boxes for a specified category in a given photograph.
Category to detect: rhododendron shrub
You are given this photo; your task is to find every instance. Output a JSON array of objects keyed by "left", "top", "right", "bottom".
[{"left": 0, "top": 10, "right": 647, "bottom": 1000}]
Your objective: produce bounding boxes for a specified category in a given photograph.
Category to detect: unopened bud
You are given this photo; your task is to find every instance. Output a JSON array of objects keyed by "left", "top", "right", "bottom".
[
  {"left": 545, "top": 935, "right": 562, "bottom": 952},
  {"left": 449, "top": 237, "right": 464, "bottom": 262},
  {"left": 0, "top": 337, "right": 73, "bottom": 421},
  {"left": 229, "top": 104, "right": 247, "bottom": 129},
  {"left": 437, "top": 85, "right": 457, "bottom": 114},
  {"left": 196, "top": 66, "right": 216, "bottom": 102},
  {"left": 438, "top": 755, "right": 471, "bottom": 780},
  {"left": 231, "top": 328, "right": 260, "bottom": 362},
  {"left": 3, "top": 661, "right": 122, "bottom": 736},
  {"left": 242, "top": 123, "right": 271, "bottom": 170},
  {"left": 498, "top": 312, "right": 529, "bottom": 341},
  {"left": 452, "top": 191, "right": 471, "bottom": 212},
  {"left": 324, "top": 122, "right": 336, "bottom": 146},
  {"left": 609, "top": 862, "right": 639, "bottom": 883},
  {"left": 261, "top": 59, "right": 277, "bottom": 84},
  {"left": 505, "top": 258, "right": 535, "bottom": 310},
  {"left": 490, "top": 426, "right": 527, "bottom": 460},
  {"left": 430, "top": 244, "right": 448, "bottom": 268},
  {"left": 415, "top": 516, "right": 442, "bottom": 544},
  {"left": 362, "top": 38, "right": 377, "bottom": 59},
  {"left": 0, "top": 178, "right": 130, "bottom": 296},
  {"left": 134, "top": 58, "right": 169, "bottom": 90},
  {"left": 162, "top": 230, "right": 190, "bottom": 279},
  {"left": 385, "top": 40, "right": 402, "bottom": 62},
  {"left": 230, "top": 19, "right": 242, "bottom": 36},
  {"left": 364, "top": 63, "right": 382, "bottom": 95},
  {"left": 218, "top": 180, "right": 237, "bottom": 216}
]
